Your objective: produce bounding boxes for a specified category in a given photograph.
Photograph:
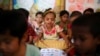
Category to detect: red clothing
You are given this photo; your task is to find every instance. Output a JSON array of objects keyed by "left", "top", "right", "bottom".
[
  {"left": 67, "top": 24, "right": 72, "bottom": 29},
  {"left": 26, "top": 24, "right": 37, "bottom": 42},
  {"left": 68, "top": 48, "right": 75, "bottom": 56},
  {"left": 68, "top": 48, "right": 84, "bottom": 56}
]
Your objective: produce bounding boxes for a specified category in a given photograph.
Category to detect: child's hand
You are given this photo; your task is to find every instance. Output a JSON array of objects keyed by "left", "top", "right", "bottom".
[
  {"left": 33, "top": 36, "right": 40, "bottom": 43},
  {"left": 66, "top": 35, "right": 72, "bottom": 48}
]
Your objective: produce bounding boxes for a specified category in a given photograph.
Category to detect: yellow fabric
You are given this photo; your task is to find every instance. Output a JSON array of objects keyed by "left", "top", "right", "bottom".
[{"left": 35, "top": 40, "right": 68, "bottom": 50}]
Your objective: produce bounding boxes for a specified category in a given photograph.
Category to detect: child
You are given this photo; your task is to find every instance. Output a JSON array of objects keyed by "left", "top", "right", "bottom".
[
  {"left": 68, "top": 11, "right": 82, "bottom": 43},
  {"left": 57, "top": 10, "right": 69, "bottom": 35},
  {"left": 68, "top": 13, "right": 100, "bottom": 56},
  {"left": 56, "top": 10, "right": 71, "bottom": 49},
  {"left": 35, "top": 11, "right": 69, "bottom": 50},
  {"left": 0, "top": 10, "right": 40, "bottom": 56},
  {"left": 32, "top": 11, "right": 43, "bottom": 35}
]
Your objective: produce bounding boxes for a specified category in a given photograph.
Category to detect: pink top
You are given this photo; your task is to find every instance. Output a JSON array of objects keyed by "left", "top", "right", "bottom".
[{"left": 41, "top": 25, "right": 63, "bottom": 40}]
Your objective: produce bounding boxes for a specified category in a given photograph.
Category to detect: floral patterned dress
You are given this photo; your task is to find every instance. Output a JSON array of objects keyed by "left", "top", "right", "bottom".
[{"left": 35, "top": 25, "right": 68, "bottom": 50}]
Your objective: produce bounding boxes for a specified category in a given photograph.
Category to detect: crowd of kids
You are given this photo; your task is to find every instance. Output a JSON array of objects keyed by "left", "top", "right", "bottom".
[{"left": 0, "top": 7, "right": 100, "bottom": 56}]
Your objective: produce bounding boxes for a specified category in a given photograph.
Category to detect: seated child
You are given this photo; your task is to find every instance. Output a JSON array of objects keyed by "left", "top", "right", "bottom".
[
  {"left": 57, "top": 10, "right": 69, "bottom": 36},
  {"left": 68, "top": 13, "right": 100, "bottom": 56},
  {"left": 35, "top": 11, "right": 69, "bottom": 50},
  {"left": 0, "top": 10, "right": 40, "bottom": 56},
  {"left": 32, "top": 11, "right": 43, "bottom": 35}
]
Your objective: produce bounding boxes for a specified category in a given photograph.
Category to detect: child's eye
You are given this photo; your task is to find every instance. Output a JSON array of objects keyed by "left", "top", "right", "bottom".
[
  {"left": 72, "top": 35, "right": 86, "bottom": 42},
  {"left": 79, "top": 35, "right": 86, "bottom": 42}
]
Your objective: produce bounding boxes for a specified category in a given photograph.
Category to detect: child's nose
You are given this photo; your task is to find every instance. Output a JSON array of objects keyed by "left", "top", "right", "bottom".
[{"left": 48, "top": 19, "right": 52, "bottom": 22}]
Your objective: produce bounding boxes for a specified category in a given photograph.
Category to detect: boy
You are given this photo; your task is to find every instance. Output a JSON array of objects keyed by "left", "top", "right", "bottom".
[
  {"left": 68, "top": 13, "right": 100, "bottom": 56},
  {"left": 0, "top": 10, "right": 40, "bottom": 56}
]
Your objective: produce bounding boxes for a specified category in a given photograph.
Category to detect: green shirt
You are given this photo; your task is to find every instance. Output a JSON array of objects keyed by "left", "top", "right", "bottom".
[
  {"left": 25, "top": 44, "right": 40, "bottom": 56},
  {"left": 0, "top": 44, "right": 40, "bottom": 56}
]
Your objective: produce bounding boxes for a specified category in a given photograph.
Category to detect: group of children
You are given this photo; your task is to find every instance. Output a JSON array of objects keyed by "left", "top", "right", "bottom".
[{"left": 0, "top": 7, "right": 100, "bottom": 56}]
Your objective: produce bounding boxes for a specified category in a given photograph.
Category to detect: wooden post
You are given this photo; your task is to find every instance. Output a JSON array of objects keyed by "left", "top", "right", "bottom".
[
  {"left": 61, "top": 0, "right": 65, "bottom": 10},
  {"left": 9, "top": 0, "right": 13, "bottom": 10}
]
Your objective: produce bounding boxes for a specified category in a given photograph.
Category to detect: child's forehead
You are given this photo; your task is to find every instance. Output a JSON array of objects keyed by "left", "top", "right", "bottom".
[
  {"left": 63, "top": 13, "right": 69, "bottom": 16},
  {"left": 72, "top": 26, "right": 94, "bottom": 39},
  {"left": 0, "top": 33, "right": 16, "bottom": 41},
  {"left": 72, "top": 26, "right": 90, "bottom": 33}
]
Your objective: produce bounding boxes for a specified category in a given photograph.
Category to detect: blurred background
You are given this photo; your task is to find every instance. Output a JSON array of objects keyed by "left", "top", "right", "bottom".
[{"left": 0, "top": 0, "right": 100, "bottom": 21}]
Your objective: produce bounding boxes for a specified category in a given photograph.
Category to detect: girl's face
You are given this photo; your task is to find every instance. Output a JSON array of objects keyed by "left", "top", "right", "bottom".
[
  {"left": 44, "top": 13, "right": 55, "bottom": 27},
  {"left": 36, "top": 14, "right": 43, "bottom": 23},
  {"left": 0, "top": 33, "right": 21, "bottom": 56},
  {"left": 60, "top": 14, "right": 69, "bottom": 23},
  {"left": 72, "top": 26, "right": 99, "bottom": 54}
]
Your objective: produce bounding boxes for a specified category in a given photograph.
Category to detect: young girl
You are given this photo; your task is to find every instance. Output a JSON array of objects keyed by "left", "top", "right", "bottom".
[
  {"left": 32, "top": 11, "right": 43, "bottom": 35},
  {"left": 0, "top": 10, "right": 40, "bottom": 56},
  {"left": 57, "top": 10, "right": 69, "bottom": 36},
  {"left": 56, "top": 10, "right": 72, "bottom": 50},
  {"left": 35, "top": 11, "right": 69, "bottom": 50},
  {"left": 68, "top": 13, "right": 100, "bottom": 56}
]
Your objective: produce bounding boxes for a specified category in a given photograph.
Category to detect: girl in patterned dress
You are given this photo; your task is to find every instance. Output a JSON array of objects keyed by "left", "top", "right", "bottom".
[{"left": 35, "top": 11, "right": 70, "bottom": 50}]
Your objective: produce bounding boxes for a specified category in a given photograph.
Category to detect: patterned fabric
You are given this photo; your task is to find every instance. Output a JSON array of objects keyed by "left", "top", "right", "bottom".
[
  {"left": 27, "top": 24, "right": 37, "bottom": 37},
  {"left": 40, "top": 48, "right": 67, "bottom": 56},
  {"left": 32, "top": 21, "right": 42, "bottom": 35},
  {"left": 35, "top": 40, "right": 67, "bottom": 50},
  {"left": 35, "top": 25, "right": 68, "bottom": 50},
  {"left": 42, "top": 25, "right": 63, "bottom": 40},
  {"left": 56, "top": 22, "right": 68, "bottom": 35}
]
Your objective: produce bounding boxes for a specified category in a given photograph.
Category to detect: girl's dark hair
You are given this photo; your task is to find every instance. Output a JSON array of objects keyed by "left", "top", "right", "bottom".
[
  {"left": 44, "top": 8, "right": 52, "bottom": 13},
  {"left": 43, "top": 11, "right": 56, "bottom": 18},
  {"left": 35, "top": 11, "right": 43, "bottom": 17},
  {"left": 59, "top": 10, "right": 69, "bottom": 17},
  {"left": 83, "top": 8, "right": 94, "bottom": 15},
  {"left": 0, "top": 10, "right": 27, "bottom": 40},
  {"left": 70, "top": 11, "right": 82, "bottom": 17}
]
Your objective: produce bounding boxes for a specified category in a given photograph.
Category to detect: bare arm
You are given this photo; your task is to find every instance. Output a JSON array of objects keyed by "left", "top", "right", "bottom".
[{"left": 58, "top": 32, "right": 70, "bottom": 48}]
